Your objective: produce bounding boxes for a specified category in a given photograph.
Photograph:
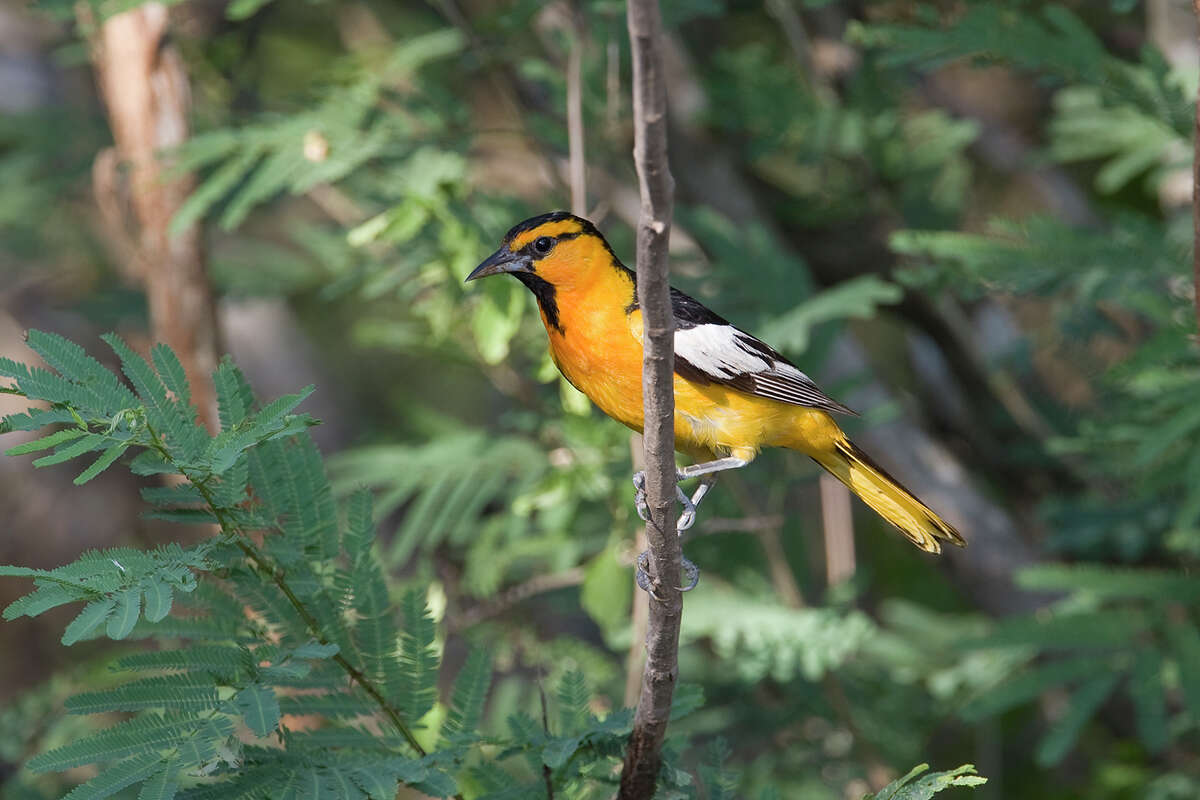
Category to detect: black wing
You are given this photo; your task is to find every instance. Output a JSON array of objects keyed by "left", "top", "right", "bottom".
[{"left": 669, "top": 288, "right": 856, "bottom": 415}]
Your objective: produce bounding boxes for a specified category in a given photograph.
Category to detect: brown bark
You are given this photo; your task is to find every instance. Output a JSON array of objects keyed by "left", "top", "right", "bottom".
[
  {"left": 566, "top": 8, "right": 587, "bottom": 217},
  {"left": 618, "top": 0, "right": 678, "bottom": 796},
  {"left": 1193, "top": 0, "right": 1200, "bottom": 333},
  {"left": 624, "top": 435, "right": 651, "bottom": 709},
  {"left": 88, "top": 3, "right": 219, "bottom": 428}
]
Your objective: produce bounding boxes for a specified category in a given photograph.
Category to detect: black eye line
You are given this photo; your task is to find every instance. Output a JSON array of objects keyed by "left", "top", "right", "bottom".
[{"left": 520, "top": 230, "right": 582, "bottom": 259}]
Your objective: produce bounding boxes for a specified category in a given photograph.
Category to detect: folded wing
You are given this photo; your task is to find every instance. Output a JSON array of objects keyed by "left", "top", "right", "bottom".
[{"left": 670, "top": 288, "right": 855, "bottom": 415}]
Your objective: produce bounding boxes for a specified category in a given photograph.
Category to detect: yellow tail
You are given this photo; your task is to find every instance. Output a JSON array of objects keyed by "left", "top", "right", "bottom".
[{"left": 811, "top": 438, "right": 965, "bottom": 554}]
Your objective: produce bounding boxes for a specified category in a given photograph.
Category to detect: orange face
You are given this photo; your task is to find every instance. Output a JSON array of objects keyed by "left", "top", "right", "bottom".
[{"left": 466, "top": 212, "right": 629, "bottom": 296}]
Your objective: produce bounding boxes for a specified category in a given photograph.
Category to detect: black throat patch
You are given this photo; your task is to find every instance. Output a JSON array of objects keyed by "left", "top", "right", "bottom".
[{"left": 512, "top": 271, "right": 563, "bottom": 333}]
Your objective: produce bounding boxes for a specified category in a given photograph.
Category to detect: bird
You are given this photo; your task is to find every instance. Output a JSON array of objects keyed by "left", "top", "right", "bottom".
[{"left": 466, "top": 211, "right": 964, "bottom": 584}]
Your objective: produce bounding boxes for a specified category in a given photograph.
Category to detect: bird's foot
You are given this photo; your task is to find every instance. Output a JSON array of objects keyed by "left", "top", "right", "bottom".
[
  {"left": 676, "top": 485, "right": 696, "bottom": 532},
  {"left": 632, "top": 470, "right": 650, "bottom": 522},
  {"left": 635, "top": 550, "right": 700, "bottom": 599},
  {"left": 631, "top": 470, "right": 694, "bottom": 532}
]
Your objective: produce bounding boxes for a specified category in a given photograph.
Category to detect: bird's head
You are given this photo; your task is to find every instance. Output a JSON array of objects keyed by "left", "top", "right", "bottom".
[{"left": 466, "top": 211, "right": 624, "bottom": 293}]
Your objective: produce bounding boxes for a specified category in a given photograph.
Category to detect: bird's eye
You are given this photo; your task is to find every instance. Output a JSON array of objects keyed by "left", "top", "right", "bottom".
[{"left": 532, "top": 236, "right": 554, "bottom": 255}]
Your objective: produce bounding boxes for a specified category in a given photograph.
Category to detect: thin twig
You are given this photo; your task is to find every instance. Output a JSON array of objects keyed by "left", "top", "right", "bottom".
[
  {"left": 162, "top": 439, "right": 428, "bottom": 757},
  {"left": 566, "top": 3, "right": 587, "bottom": 217},
  {"left": 695, "top": 514, "right": 785, "bottom": 534},
  {"left": 447, "top": 568, "right": 584, "bottom": 634},
  {"left": 1193, "top": 0, "right": 1200, "bottom": 333},
  {"left": 618, "top": 0, "right": 678, "bottom": 794},
  {"left": 725, "top": 477, "right": 805, "bottom": 609},
  {"left": 538, "top": 675, "right": 556, "bottom": 800},
  {"left": 819, "top": 473, "right": 855, "bottom": 588},
  {"left": 624, "top": 435, "right": 650, "bottom": 709},
  {"left": 606, "top": 34, "right": 620, "bottom": 140}
]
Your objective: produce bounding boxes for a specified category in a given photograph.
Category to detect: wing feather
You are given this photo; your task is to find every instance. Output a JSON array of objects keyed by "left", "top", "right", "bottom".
[{"left": 670, "top": 291, "right": 855, "bottom": 415}]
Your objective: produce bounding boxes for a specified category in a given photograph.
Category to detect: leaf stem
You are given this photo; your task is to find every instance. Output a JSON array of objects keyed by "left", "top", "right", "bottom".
[{"left": 147, "top": 428, "right": 427, "bottom": 756}]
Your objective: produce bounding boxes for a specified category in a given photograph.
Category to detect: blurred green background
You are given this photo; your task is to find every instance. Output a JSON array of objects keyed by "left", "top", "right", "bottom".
[{"left": 1, "top": 0, "right": 1199, "bottom": 797}]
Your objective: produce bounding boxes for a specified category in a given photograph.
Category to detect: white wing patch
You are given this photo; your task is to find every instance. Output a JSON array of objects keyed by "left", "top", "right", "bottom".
[
  {"left": 674, "top": 324, "right": 780, "bottom": 378},
  {"left": 674, "top": 324, "right": 855, "bottom": 414}
]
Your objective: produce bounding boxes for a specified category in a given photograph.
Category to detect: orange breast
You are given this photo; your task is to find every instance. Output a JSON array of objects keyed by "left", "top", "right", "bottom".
[
  {"left": 544, "top": 285, "right": 647, "bottom": 432},
  {"left": 537, "top": 269, "right": 838, "bottom": 462}
]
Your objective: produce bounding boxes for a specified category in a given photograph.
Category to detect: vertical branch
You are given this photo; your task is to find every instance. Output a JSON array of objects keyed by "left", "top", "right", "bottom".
[
  {"left": 88, "top": 3, "right": 220, "bottom": 429},
  {"left": 618, "top": 0, "right": 677, "bottom": 796},
  {"left": 624, "top": 435, "right": 650, "bottom": 708},
  {"left": 819, "top": 474, "right": 855, "bottom": 588},
  {"left": 606, "top": 35, "right": 621, "bottom": 140},
  {"left": 566, "top": 6, "right": 587, "bottom": 216},
  {"left": 1193, "top": 0, "right": 1200, "bottom": 332}
]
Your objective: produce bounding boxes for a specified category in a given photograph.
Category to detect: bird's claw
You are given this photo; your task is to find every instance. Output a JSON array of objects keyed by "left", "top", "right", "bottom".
[
  {"left": 676, "top": 485, "right": 696, "bottom": 532},
  {"left": 631, "top": 470, "right": 695, "bottom": 532},
  {"left": 635, "top": 550, "right": 700, "bottom": 597},
  {"left": 632, "top": 471, "right": 650, "bottom": 522}
]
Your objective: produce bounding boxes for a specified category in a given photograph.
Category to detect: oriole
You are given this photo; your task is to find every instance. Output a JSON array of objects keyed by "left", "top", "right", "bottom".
[{"left": 467, "top": 212, "right": 964, "bottom": 555}]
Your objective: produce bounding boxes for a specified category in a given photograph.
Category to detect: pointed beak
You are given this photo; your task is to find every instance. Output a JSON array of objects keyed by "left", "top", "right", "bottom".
[{"left": 466, "top": 247, "right": 530, "bottom": 282}]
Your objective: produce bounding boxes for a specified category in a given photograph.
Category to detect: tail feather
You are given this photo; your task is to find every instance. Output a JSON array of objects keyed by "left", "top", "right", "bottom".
[{"left": 812, "top": 439, "right": 965, "bottom": 554}]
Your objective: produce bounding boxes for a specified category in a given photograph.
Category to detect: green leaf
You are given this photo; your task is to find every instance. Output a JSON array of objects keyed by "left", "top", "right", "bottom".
[
  {"left": 1036, "top": 672, "right": 1119, "bottom": 766},
  {"left": 75, "top": 443, "right": 129, "bottom": 485},
  {"left": 24, "top": 330, "right": 136, "bottom": 413},
  {"left": 1016, "top": 564, "right": 1200, "bottom": 602},
  {"left": 103, "top": 334, "right": 207, "bottom": 463},
  {"left": 226, "top": 0, "right": 274, "bottom": 20},
  {"left": 759, "top": 275, "right": 903, "bottom": 353},
  {"left": 151, "top": 344, "right": 192, "bottom": 407},
  {"left": 1130, "top": 649, "right": 1168, "bottom": 753},
  {"left": 961, "top": 655, "right": 1113, "bottom": 721},
  {"left": 396, "top": 588, "right": 439, "bottom": 723},
  {"left": 1167, "top": 620, "right": 1200, "bottom": 723},
  {"left": 61, "top": 753, "right": 164, "bottom": 800},
  {"left": 169, "top": 147, "right": 264, "bottom": 237},
  {"left": 293, "top": 641, "right": 340, "bottom": 659},
  {"left": 471, "top": 281, "right": 524, "bottom": 365},
  {"left": 869, "top": 763, "right": 987, "bottom": 800},
  {"left": 542, "top": 735, "right": 583, "bottom": 769},
  {"left": 236, "top": 684, "right": 281, "bottom": 737},
  {"left": 385, "top": 28, "right": 465, "bottom": 75},
  {"left": 581, "top": 545, "right": 631, "bottom": 635},
  {"left": 557, "top": 669, "right": 589, "bottom": 735},
  {"left": 213, "top": 358, "right": 253, "bottom": 431},
  {"left": 32, "top": 433, "right": 105, "bottom": 467},
  {"left": 136, "top": 763, "right": 179, "bottom": 800},
  {"left": 5, "top": 426, "right": 87, "bottom": 456},
  {"left": 3, "top": 581, "right": 88, "bottom": 619},
  {"left": 115, "top": 645, "right": 248, "bottom": 675},
  {"left": 0, "top": 565, "right": 54, "bottom": 579},
  {"left": 440, "top": 647, "right": 492, "bottom": 743},
  {"left": 30, "top": 713, "right": 232, "bottom": 772},
  {"left": 142, "top": 579, "right": 174, "bottom": 623},
  {"left": 670, "top": 683, "right": 706, "bottom": 721},
  {"left": 62, "top": 597, "right": 116, "bottom": 646},
  {"left": 66, "top": 676, "right": 220, "bottom": 714},
  {"left": 107, "top": 587, "right": 142, "bottom": 640},
  {"left": 698, "top": 738, "right": 737, "bottom": 800}
]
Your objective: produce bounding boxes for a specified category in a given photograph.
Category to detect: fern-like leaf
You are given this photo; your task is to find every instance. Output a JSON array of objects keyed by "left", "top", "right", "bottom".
[
  {"left": 440, "top": 647, "right": 492, "bottom": 744},
  {"left": 60, "top": 753, "right": 165, "bottom": 800},
  {"left": 66, "top": 675, "right": 221, "bottom": 715},
  {"left": 396, "top": 588, "right": 438, "bottom": 724},
  {"left": 236, "top": 684, "right": 281, "bottom": 737},
  {"left": 1017, "top": 564, "right": 1200, "bottom": 602},
  {"left": 1035, "top": 673, "right": 1119, "bottom": 766},
  {"left": 29, "top": 713, "right": 234, "bottom": 772}
]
